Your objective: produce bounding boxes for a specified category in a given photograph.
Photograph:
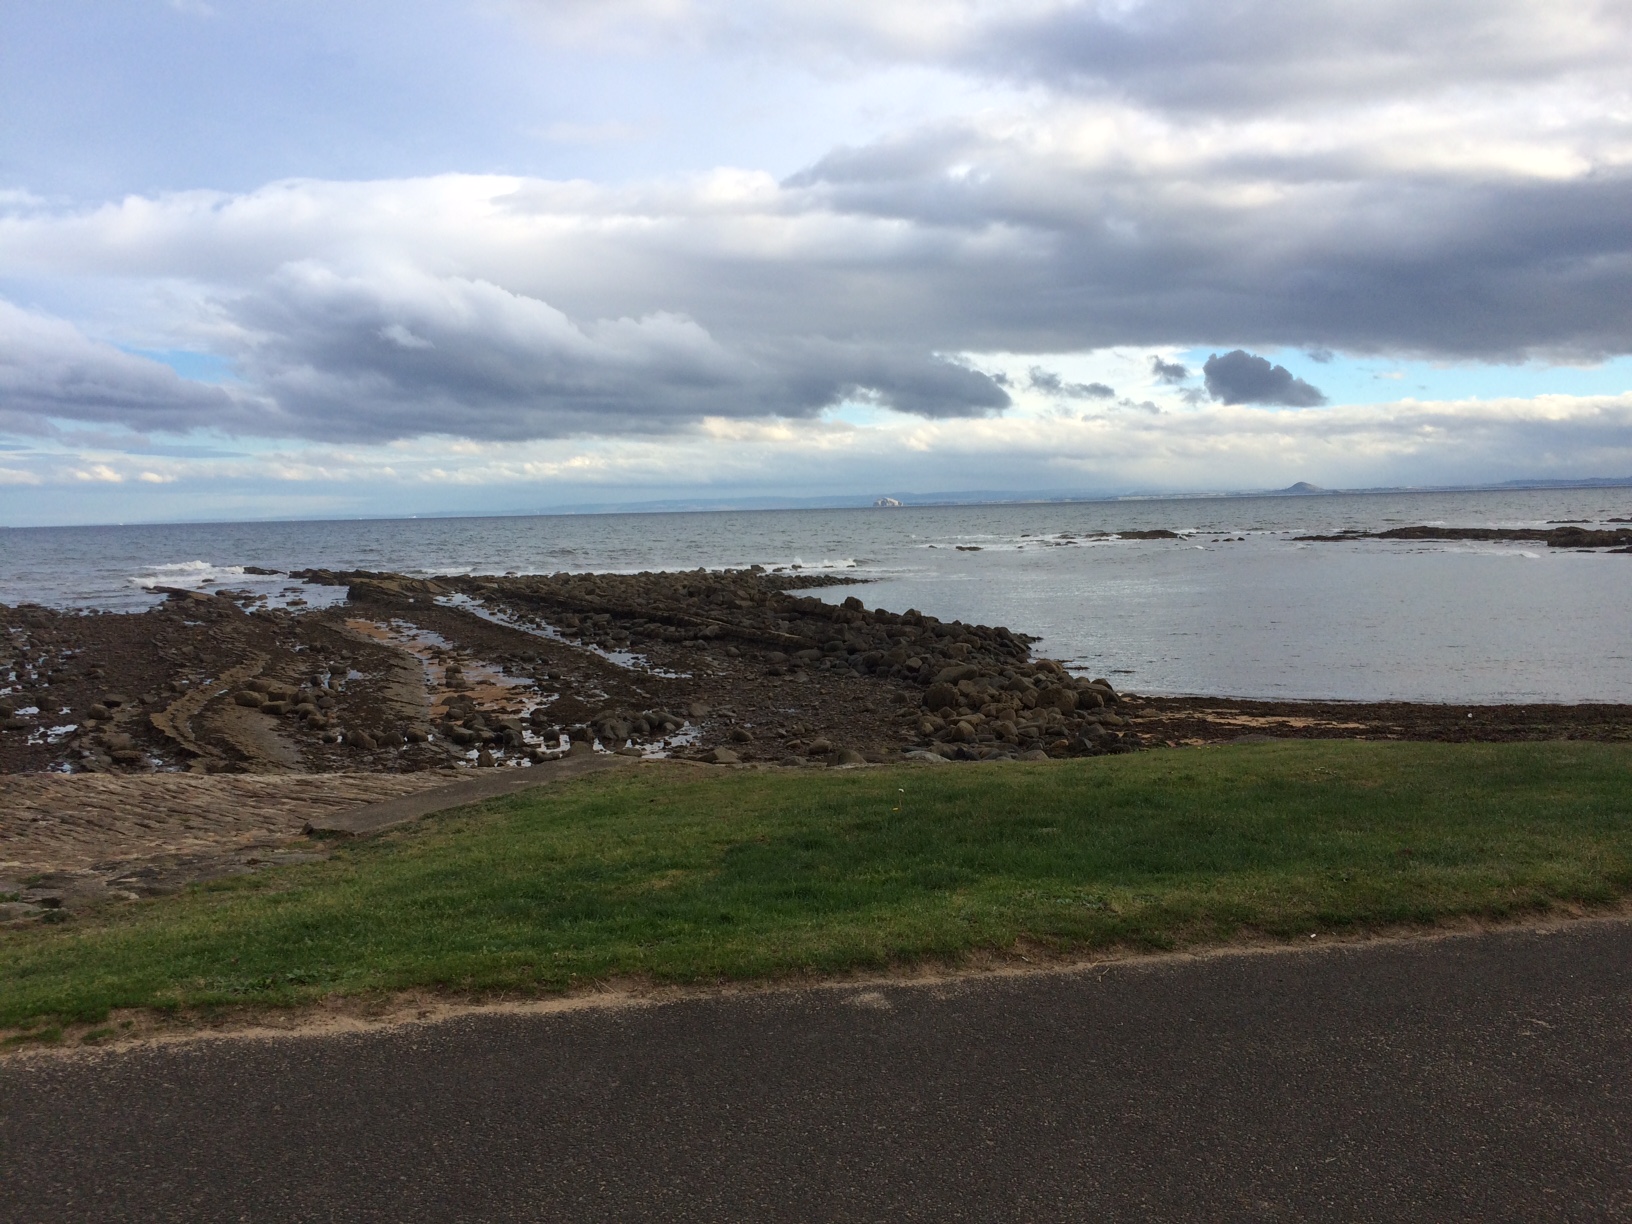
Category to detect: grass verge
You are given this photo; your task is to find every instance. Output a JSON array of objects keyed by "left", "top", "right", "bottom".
[{"left": 4, "top": 740, "right": 1631, "bottom": 1031}]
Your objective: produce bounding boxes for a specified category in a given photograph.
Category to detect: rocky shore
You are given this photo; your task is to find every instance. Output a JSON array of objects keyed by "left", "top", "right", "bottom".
[
  {"left": 1296, "top": 523, "right": 1632, "bottom": 550},
  {"left": 5, "top": 566, "right": 1629, "bottom": 782},
  {"left": 0, "top": 567, "right": 1147, "bottom": 778}
]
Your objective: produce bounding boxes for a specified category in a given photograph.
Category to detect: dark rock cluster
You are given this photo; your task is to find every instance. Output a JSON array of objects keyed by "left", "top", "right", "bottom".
[{"left": 1296, "top": 524, "right": 1632, "bottom": 549}]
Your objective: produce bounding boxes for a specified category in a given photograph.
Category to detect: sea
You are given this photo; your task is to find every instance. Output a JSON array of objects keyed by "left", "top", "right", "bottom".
[{"left": 2, "top": 487, "right": 1629, "bottom": 704}]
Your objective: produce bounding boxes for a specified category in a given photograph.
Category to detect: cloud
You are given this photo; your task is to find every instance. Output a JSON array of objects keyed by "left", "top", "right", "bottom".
[
  {"left": 2, "top": 0, "right": 1630, "bottom": 457},
  {"left": 1149, "top": 356, "right": 1189, "bottom": 384},
  {"left": 7, "top": 390, "right": 1628, "bottom": 528},
  {"left": 165, "top": 263, "right": 1008, "bottom": 441},
  {"left": 1028, "top": 367, "right": 1113, "bottom": 399},
  {"left": 0, "top": 299, "right": 254, "bottom": 436},
  {"left": 1203, "top": 349, "right": 1327, "bottom": 406},
  {"left": 507, "top": 0, "right": 1632, "bottom": 114}
]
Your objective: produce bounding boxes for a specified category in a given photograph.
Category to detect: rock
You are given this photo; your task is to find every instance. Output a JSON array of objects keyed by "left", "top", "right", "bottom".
[
  {"left": 1039, "top": 686, "right": 1078, "bottom": 713},
  {"left": 344, "top": 729, "right": 378, "bottom": 750},
  {"left": 689, "top": 701, "right": 712, "bottom": 718},
  {"left": 923, "top": 682, "right": 960, "bottom": 711},
  {"left": 85, "top": 704, "right": 113, "bottom": 721},
  {"left": 806, "top": 736, "right": 834, "bottom": 755},
  {"left": 567, "top": 740, "right": 596, "bottom": 757},
  {"left": 476, "top": 748, "right": 496, "bottom": 767},
  {"left": 830, "top": 748, "right": 867, "bottom": 766},
  {"left": 261, "top": 700, "right": 289, "bottom": 715},
  {"left": 101, "top": 693, "right": 130, "bottom": 707},
  {"left": 932, "top": 663, "right": 981, "bottom": 686},
  {"left": 728, "top": 727, "right": 753, "bottom": 743},
  {"left": 904, "top": 749, "right": 950, "bottom": 764},
  {"left": 701, "top": 746, "right": 740, "bottom": 764},
  {"left": 233, "top": 690, "right": 266, "bottom": 708}
]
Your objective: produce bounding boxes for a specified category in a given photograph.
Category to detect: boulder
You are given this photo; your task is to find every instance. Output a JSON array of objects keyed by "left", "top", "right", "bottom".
[
  {"left": 904, "top": 749, "right": 951, "bottom": 764},
  {"left": 923, "top": 682, "right": 960, "bottom": 711},
  {"left": 932, "top": 663, "right": 981, "bottom": 686},
  {"left": 232, "top": 690, "right": 265, "bottom": 708},
  {"left": 701, "top": 746, "right": 740, "bottom": 764},
  {"left": 830, "top": 748, "right": 867, "bottom": 766},
  {"left": 1039, "top": 686, "right": 1078, "bottom": 713},
  {"left": 806, "top": 737, "right": 834, "bottom": 755}
]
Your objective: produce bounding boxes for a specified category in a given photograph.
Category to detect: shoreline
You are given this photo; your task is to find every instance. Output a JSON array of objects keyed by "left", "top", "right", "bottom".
[{"left": 5, "top": 563, "right": 1629, "bottom": 783}]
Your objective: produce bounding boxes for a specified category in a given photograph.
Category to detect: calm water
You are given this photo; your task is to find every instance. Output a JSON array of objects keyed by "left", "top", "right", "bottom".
[{"left": 3, "top": 488, "right": 1629, "bottom": 703}]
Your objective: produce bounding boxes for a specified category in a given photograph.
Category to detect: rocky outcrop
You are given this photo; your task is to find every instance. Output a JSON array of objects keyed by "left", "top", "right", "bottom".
[{"left": 1296, "top": 524, "right": 1632, "bottom": 548}]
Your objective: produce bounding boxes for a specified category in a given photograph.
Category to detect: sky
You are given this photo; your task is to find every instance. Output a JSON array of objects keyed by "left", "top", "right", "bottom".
[{"left": 1, "top": 0, "right": 1630, "bottom": 525}]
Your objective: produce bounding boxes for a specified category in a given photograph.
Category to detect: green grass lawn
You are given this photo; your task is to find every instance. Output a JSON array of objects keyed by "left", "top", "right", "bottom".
[{"left": 5, "top": 740, "right": 1632, "bottom": 1031}]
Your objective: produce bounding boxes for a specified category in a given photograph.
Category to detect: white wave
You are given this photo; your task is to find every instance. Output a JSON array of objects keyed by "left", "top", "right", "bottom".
[{"left": 128, "top": 561, "right": 248, "bottom": 589}]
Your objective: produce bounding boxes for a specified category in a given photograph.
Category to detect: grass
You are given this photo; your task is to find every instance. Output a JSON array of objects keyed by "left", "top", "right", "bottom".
[{"left": 4, "top": 740, "right": 1632, "bottom": 1030}]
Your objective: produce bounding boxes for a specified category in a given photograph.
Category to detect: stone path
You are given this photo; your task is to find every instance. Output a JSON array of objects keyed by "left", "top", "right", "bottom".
[{"left": 1, "top": 772, "right": 453, "bottom": 878}]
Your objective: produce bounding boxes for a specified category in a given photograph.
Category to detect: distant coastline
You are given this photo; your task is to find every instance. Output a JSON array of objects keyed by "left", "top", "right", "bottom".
[{"left": 6, "top": 475, "right": 1632, "bottom": 532}]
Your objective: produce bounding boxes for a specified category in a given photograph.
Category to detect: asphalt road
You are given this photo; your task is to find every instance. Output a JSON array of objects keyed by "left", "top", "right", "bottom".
[{"left": 4, "top": 921, "right": 1631, "bottom": 1222}]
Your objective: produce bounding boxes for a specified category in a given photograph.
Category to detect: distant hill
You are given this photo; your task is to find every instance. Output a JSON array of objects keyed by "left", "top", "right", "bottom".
[{"left": 1278, "top": 482, "right": 1327, "bottom": 494}]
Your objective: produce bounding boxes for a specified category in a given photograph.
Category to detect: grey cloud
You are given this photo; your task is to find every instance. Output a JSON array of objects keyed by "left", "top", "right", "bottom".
[
  {"left": 1203, "top": 350, "right": 1327, "bottom": 406},
  {"left": 787, "top": 131, "right": 1632, "bottom": 362},
  {"left": 1028, "top": 367, "right": 1114, "bottom": 399},
  {"left": 215, "top": 267, "right": 1007, "bottom": 442},
  {"left": 950, "top": 0, "right": 1631, "bottom": 113},
  {"left": 1149, "top": 357, "right": 1189, "bottom": 384},
  {"left": 515, "top": 1, "right": 1630, "bottom": 115},
  {"left": 0, "top": 299, "right": 253, "bottom": 435}
]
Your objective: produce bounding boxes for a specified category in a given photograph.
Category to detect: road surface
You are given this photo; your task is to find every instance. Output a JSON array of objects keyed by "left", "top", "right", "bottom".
[{"left": 4, "top": 920, "right": 1631, "bottom": 1220}]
